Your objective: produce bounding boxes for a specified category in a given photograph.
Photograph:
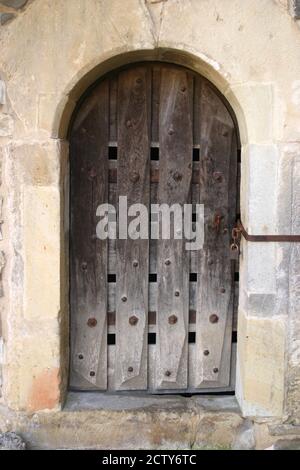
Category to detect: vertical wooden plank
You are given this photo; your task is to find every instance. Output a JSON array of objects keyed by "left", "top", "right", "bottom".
[
  {"left": 151, "top": 65, "right": 161, "bottom": 144},
  {"left": 194, "top": 82, "right": 236, "bottom": 388},
  {"left": 109, "top": 76, "right": 118, "bottom": 143},
  {"left": 115, "top": 66, "right": 151, "bottom": 390},
  {"left": 70, "top": 80, "right": 109, "bottom": 389},
  {"left": 155, "top": 67, "right": 193, "bottom": 389},
  {"left": 193, "top": 76, "right": 201, "bottom": 147}
]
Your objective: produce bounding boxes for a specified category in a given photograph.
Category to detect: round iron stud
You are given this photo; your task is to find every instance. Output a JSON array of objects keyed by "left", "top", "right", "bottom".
[
  {"left": 129, "top": 315, "right": 139, "bottom": 326},
  {"left": 130, "top": 171, "right": 140, "bottom": 183},
  {"left": 209, "top": 314, "right": 219, "bottom": 324},
  {"left": 87, "top": 318, "right": 97, "bottom": 328},
  {"left": 168, "top": 315, "right": 178, "bottom": 325}
]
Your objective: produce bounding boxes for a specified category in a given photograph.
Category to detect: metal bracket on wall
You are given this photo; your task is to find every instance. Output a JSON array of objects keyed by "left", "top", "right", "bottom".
[{"left": 230, "top": 220, "right": 300, "bottom": 254}]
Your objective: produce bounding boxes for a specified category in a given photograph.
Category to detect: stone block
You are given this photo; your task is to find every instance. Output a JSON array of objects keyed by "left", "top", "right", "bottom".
[
  {"left": 242, "top": 242, "right": 276, "bottom": 294},
  {"left": 23, "top": 186, "right": 60, "bottom": 320},
  {"left": 236, "top": 310, "right": 285, "bottom": 417},
  {"left": 242, "top": 144, "right": 278, "bottom": 234},
  {"left": 0, "top": 80, "right": 5, "bottom": 105},
  {"left": 5, "top": 332, "right": 61, "bottom": 411},
  {"left": 232, "top": 419, "right": 256, "bottom": 450},
  {"left": 0, "top": 12, "right": 15, "bottom": 25},
  {"left": 0, "top": 113, "right": 13, "bottom": 137},
  {"left": 10, "top": 141, "right": 62, "bottom": 186},
  {"left": 225, "top": 84, "right": 274, "bottom": 144},
  {"left": 0, "top": 432, "right": 26, "bottom": 450},
  {"left": 274, "top": 439, "right": 300, "bottom": 450},
  {"left": 290, "top": 1, "right": 300, "bottom": 19}
]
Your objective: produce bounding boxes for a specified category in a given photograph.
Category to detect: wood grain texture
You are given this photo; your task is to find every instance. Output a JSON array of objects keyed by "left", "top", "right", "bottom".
[
  {"left": 70, "top": 63, "right": 239, "bottom": 394},
  {"left": 115, "top": 66, "right": 151, "bottom": 390},
  {"left": 155, "top": 67, "right": 193, "bottom": 389},
  {"left": 193, "top": 81, "right": 237, "bottom": 388},
  {"left": 70, "top": 80, "right": 109, "bottom": 389}
]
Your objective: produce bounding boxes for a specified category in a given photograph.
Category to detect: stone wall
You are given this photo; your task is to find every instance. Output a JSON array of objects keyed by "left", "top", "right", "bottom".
[{"left": 0, "top": 0, "right": 300, "bottom": 446}]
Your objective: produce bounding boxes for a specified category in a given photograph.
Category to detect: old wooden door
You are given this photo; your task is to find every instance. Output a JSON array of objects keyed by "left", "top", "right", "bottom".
[{"left": 69, "top": 63, "right": 239, "bottom": 393}]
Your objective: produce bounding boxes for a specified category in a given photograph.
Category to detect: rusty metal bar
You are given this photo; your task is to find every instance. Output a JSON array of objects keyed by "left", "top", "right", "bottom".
[{"left": 237, "top": 220, "right": 300, "bottom": 243}]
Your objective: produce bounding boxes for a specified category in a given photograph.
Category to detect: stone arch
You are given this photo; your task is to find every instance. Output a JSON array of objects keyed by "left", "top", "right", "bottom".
[{"left": 52, "top": 48, "right": 247, "bottom": 146}]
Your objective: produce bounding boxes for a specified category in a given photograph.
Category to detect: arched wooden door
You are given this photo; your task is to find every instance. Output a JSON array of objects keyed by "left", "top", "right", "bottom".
[{"left": 69, "top": 63, "right": 239, "bottom": 393}]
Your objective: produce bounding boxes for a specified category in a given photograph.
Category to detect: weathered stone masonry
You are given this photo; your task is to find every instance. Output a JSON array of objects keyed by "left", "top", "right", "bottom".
[{"left": 0, "top": 0, "right": 300, "bottom": 448}]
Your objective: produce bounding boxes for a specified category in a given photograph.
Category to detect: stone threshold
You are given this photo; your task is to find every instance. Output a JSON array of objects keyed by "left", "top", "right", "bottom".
[
  {"left": 0, "top": 393, "right": 245, "bottom": 449},
  {"left": 65, "top": 391, "right": 240, "bottom": 413}
]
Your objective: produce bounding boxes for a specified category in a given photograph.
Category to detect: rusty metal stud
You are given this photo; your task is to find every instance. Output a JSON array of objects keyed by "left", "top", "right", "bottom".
[
  {"left": 209, "top": 314, "right": 219, "bottom": 324},
  {"left": 173, "top": 171, "right": 183, "bottom": 182},
  {"left": 175, "top": 290, "right": 180, "bottom": 297},
  {"left": 203, "top": 350, "right": 210, "bottom": 356},
  {"left": 128, "top": 366, "right": 134, "bottom": 373},
  {"left": 78, "top": 354, "right": 84, "bottom": 360},
  {"left": 130, "top": 171, "right": 140, "bottom": 183},
  {"left": 168, "top": 315, "right": 178, "bottom": 325},
  {"left": 87, "top": 318, "right": 97, "bottom": 328},
  {"left": 213, "top": 213, "right": 222, "bottom": 231},
  {"left": 90, "top": 371, "right": 95, "bottom": 377},
  {"left": 121, "top": 296, "right": 127, "bottom": 303},
  {"left": 88, "top": 167, "right": 97, "bottom": 179},
  {"left": 168, "top": 128, "right": 174, "bottom": 135},
  {"left": 220, "top": 287, "right": 226, "bottom": 293},
  {"left": 132, "top": 260, "right": 139, "bottom": 268},
  {"left": 165, "top": 370, "right": 171, "bottom": 377},
  {"left": 81, "top": 262, "right": 88, "bottom": 271},
  {"left": 129, "top": 315, "right": 139, "bottom": 326},
  {"left": 165, "top": 259, "right": 171, "bottom": 266},
  {"left": 213, "top": 171, "right": 223, "bottom": 182},
  {"left": 213, "top": 368, "right": 219, "bottom": 374},
  {"left": 126, "top": 120, "right": 132, "bottom": 128}
]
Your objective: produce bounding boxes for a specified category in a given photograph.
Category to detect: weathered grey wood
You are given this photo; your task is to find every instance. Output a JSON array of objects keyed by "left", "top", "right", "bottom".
[
  {"left": 70, "top": 63, "right": 239, "bottom": 394},
  {"left": 109, "top": 76, "right": 118, "bottom": 142},
  {"left": 194, "top": 82, "right": 236, "bottom": 388},
  {"left": 155, "top": 67, "right": 193, "bottom": 389},
  {"left": 151, "top": 65, "right": 161, "bottom": 143},
  {"left": 106, "top": 343, "right": 236, "bottom": 394},
  {"left": 193, "top": 76, "right": 202, "bottom": 147},
  {"left": 115, "top": 66, "right": 151, "bottom": 390},
  {"left": 70, "top": 80, "right": 109, "bottom": 390},
  {"left": 107, "top": 280, "right": 197, "bottom": 322}
]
